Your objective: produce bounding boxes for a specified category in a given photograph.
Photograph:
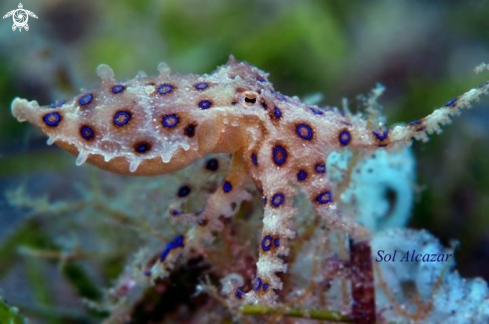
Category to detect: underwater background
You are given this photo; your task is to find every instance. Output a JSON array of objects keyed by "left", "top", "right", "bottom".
[{"left": 1, "top": 0, "right": 489, "bottom": 323}]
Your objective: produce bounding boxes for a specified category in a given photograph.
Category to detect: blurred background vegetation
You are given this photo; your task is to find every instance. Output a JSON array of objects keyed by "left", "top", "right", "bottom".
[{"left": 1, "top": 0, "right": 489, "bottom": 322}]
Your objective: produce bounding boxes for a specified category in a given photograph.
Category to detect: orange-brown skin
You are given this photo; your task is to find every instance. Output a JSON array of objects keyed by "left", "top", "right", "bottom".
[{"left": 11, "top": 56, "right": 488, "bottom": 304}]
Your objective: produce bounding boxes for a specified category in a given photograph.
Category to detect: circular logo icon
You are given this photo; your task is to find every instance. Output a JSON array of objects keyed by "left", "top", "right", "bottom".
[{"left": 2, "top": 3, "right": 38, "bottom": 32}]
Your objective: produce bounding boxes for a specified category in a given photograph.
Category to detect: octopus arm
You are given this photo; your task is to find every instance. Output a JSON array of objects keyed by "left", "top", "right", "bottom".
[
  {"left": 340, "top": 82, "right": 489, "bottom": 150},
  {"left": 147, "top": 153, "right": 252, "bottom": 278}
]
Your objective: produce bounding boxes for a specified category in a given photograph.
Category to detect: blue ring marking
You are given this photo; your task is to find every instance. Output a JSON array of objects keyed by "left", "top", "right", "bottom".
[
  {"left": 261, "top": 235, "right": 273, "bottom": 251},
  {"left": 257, "top": 76, "right": 266, "bottom": 82},
  {"left": 168, "top": 235, "right": 184, "bottom": 248},
  {"left": 297, "top": 170, "right": 307, "bottom": 181},
  {"left": 262, "top": 196, "right": 267, "bottom": 205},
  {"left": 296, "top": 123, "right": 313, "bottom": 140},
  {"left": 167, "top": 235, "right": 184, "bottom": 249},
  {"left": 338, "top": 130, "right": 351, "bottom": 146},
  {"left": 262, "top": 102, "right": 268, "bottom": 109},
  {"left": 194, "top": 82, "right": 208, "bottom": 90},
  {"left": 144, "top": 270, "right": 151, "bottom": 277},
  {"left": 274, "top": 107, "right": 282, "bottom": 118},
  {"left": 274, "top": 238, "right": 280, "bottom": 247},
  {"left": 43, "top": 112, "right": 61, "bottom": 127},
  {"left": 251, "top": 153, "right": 258, "bottom": 165},
  {"left": 160, "top": 234, "right": 184, "bottom": 262},
  {"left": 198, "top": 100, "right": 212, "bottom": 109},
  {"left": 80, "top": 126, "right": 94, "bottom": 140},
  {"left": 316, "top": 191, "right": 333, "bottom": 204},
  {"left": 315, "top": 163, "right": 326, "bottom": 174},
  {"left": 223, "top": 181, "right": 232, "bottom": 193},
  {"left": 157, "top": 83, "right": 173, "bottom": 95},
  {"left": 49, "top": 100, "right": 65, "bottom": 108},
  {"left": 271, "top": 193, "right": 285, "bottom": 207},
  {"left": 309, "top": 107, "right": 324, "bottom": 115},
  {"left": 373, "top": 129, "right": 389, "bottom": 141},
  {"left": 135, "top": 142, "right": 151, "bottom": 153},
  {"left": 275, "top": 93, "right": 285, "bottom": 101},
  {"left": 272, "top": 145, "right": 287, "bottom": 165},
  {"left": 445, "top": 98, "right": 457, "bottom": 107},
  {"left": 171, "top": 209, "right": 181, "bottom": 216},
  {"left": 263, "top": 283, "right": 269, "bottom": 291},
  {"left": 79, "top": 93, "right": 93, "bottom": 106},
  {"left": 408, "top": 119, "right": 425, "bottom": 132},
  {"left": 112, "top": 85, "right": 125, "bottom": 94},
  {"left": 113, "top": 111, "right": 131, "bottom": 126},
  {"left": 177, "top": 185, "right": 191, "bottom": 197},
  {"left": 162, "top": 114, "right": 179, "bottom": 128},
  {"left": 235, "top": 289, "right": 244, "bottom": 299},
  {"left": 253, "top": 278, "right": 262, "bottom": 291}
]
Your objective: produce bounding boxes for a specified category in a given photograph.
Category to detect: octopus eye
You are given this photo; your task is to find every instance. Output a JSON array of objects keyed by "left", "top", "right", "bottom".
[{"left": 242, "top": 91, "right": 258, "bottom": 107}]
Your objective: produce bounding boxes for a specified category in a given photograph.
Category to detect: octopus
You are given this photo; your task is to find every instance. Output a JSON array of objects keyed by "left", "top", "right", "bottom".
[{"left": 10, "top": 56, "right": 489, "bottom": 304}]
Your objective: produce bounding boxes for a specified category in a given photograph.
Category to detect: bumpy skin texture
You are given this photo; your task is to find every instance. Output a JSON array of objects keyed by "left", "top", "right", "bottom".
[{"left": 11, "top": 57, "right": 489, "bottom": 304}]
